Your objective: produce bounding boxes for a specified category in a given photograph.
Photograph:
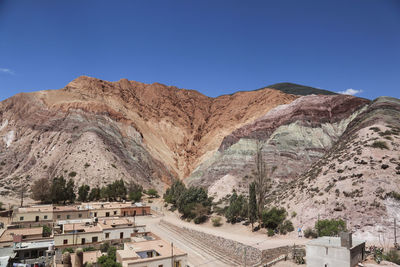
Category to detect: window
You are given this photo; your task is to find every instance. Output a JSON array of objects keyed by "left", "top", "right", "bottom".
[
  {"left": 63, "top": 239, "right": 68, "bottom": 244},
  {"left": 113, "top": 210, "right": 117, "bottom": 215},
  {"left": 105, "top": 212, "right": 110, "bottom": 217},
  {"left": 92, "top": 236, "right": 98, "bottom": 243},
  {"left": 20, "top": 216, "right": 24, "bottom": 221},
  {"left": 57, "top": 215, "right": 61, "bottom": 219},
  {"left": 78, "top": 213, "right": 82, "bottom": 218},
  {"left": 44, "top": 215, "right": 48, "bottom": 219},
  {"left": 94, "top": 212, "right": 97, "bottom": 217},
  {"left": 158, "top": 265, "right": 163, "bottom": 267},
  {"left": 120, "top": 232, "right": 124, "bottom": 239},
  {"left": 105, "top": 233, "right": 110, "bottom": 238},
  {"left": 24, "top": 251, "right": 30, "bottom": 258},
  {"left": 66, "top": 215, "right": 70, "bottom": 219},
  {"left": 174, "top": 261, "right": 181, "bottom": 267}
]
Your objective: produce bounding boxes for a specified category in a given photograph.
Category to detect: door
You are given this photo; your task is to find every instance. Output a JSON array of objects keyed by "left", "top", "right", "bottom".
[
  {"left": 81, "top": 238, "right": 85, "bottom": 245},
  {"left": 35, "top": 216, "right": 39, "bottom": 222}
]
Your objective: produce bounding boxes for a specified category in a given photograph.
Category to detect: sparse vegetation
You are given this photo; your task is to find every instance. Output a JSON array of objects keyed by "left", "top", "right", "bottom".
[
  {"left": 315, "top": 219, "right": 346, "bottom": 236},
  {"left": 212, "top": 217, "right": 222, "bottom": 227},
  {"left": 371, "top": 141, "right": 389, "bottom": 150},
  {"left": 304, "top": 227, "right": 318, "bottom": 238}
]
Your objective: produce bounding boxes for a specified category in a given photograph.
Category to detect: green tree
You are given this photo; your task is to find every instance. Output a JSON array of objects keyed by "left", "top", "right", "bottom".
[
  {"left": 248, "top": 182, "right": 258, "bottom": 230},
  {"left": 65, "top": 179, "right": 76, "bottom": 203},
  {"left": 225, "top": 191, "right": 247, "bottom": 223},
  {"left": 78, "top": 184, "right": 90, "bottom": 202},
  {"left": 129, "top": 191, "right": 142, "bottom": 202},
  {"left": 89, "top": 187, "right": 101, "bottom": 201},
  {"left": 253, "top": 142, "right": 275, "bottom": 223},
  {"left": 51, "top": 176, "right": 67, "bottom": 204},
  {"left": 31, "top": 178, "right": 52, "bottom": 203},
  {"left": 42, "top": 225, "right": 52, "bottom": 237},
  {"left": 315, "top": 219, "right": 346, "bottom": 237},
  {"left": 146, "top": 188, "right": 158, "bottom": 198},
  {"left": 164, "top": 180, "right": 186, "bottom": 205},
  {"left": 261, "top": 207, "right": 287, "bottom": 230},
  {"left": 177, "top": 186, "right": 211, "bottom": 220}
]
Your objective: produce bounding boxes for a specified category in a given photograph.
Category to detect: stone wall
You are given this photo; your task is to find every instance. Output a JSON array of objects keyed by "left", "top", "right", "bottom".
[{"left": 160, "top": 220, "right": 292, "bottom": 266}]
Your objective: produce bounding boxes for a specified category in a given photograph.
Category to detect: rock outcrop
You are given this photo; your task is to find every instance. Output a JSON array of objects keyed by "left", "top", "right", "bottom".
[
  {"left": 188, "top": 95, "right": 370, "bottom": 200},
  {"left": 0, "top": 76, "right": 297, "bottom": 200}
]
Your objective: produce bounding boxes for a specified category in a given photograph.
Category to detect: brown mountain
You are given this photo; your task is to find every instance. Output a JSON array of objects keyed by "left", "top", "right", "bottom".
[{"left": 0, "top": 76, "right": 297, "bottom": 199}]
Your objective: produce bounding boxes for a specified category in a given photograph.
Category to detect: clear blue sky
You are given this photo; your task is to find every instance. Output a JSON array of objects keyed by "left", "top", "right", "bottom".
[{"left": 0, "top": 0, "right": 399, "bottom": 101}]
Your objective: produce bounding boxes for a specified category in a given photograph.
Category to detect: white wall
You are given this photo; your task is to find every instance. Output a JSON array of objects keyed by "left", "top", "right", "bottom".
[
  {"left": 103, "top": 227, "right": 134, "bottom": 241},
  {"left": 306, "top": 245, "right": 350, "bottom": 267}
]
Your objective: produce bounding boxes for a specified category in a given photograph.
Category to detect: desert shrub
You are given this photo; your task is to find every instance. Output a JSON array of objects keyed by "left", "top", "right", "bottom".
[
  {"left": 315, "top": 219, "right": 346, "bottom": 236},
  {"left": 267, "top": 228, "right": 275, "bottom": 237},
  {"left": 279, "top": 220, "right": 294, "bottom": 234},
  {"left": 212, "top": 217, "right": 222, "bottom": 227},
  {"left": 384, "top": 249, "right": 400, "bottom": 264},
  {"left": 388, "top": 191, "right": 400, "bottom": 201},
  {"left": 370, "top": 127, "right": 381, "bottom": 132},
  {"left": 371, "top": 141, "right": 389, "bottom": 150},
  {"left": 291, "top": 211, "right": 297, "bottom": 218},
  {"left": 146, "top": 188, "right": 159, "bottom": 198},
  {"left": 261, "top": 207, "right": 287, "bottom": 230},
  {"left": 304, "top": 227, "right": 318, "bottom": 238},
  {"left": 68, "top": 171, "right": 77, "bottom": 177},
  {"left": 194, "top": 215, "right": 207, "bottom": 224},
  {"left": 381, "top": 164, "right": 389, "bottom": 169}
]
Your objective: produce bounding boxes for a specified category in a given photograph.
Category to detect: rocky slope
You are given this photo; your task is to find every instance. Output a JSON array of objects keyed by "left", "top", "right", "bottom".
[
  {"left": 0, "top": 76, "right": 297, "bottom": 200},
  {"left": 188, "top": 94, "right": 370, "bottom": 200},
  {"left": 270, "top": 97, "right": 400, "bottom": 242}
]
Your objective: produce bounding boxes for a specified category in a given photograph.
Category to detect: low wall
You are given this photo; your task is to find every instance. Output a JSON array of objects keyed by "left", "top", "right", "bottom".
[{"left": 160, "top": 220, "right": 292, "bottom": 266}]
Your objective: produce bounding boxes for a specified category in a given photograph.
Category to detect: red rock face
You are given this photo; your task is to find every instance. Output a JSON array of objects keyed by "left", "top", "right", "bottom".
[{"left": 220, "top": 95, "right": 370, "bottom": 152}]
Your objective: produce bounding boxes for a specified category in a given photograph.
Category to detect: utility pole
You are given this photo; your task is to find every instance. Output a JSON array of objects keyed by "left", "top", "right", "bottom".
[
  {"left": 20, "top": 189, "right": 24, "bottom": 207},
  {"left": 394, "top": 218, "right": 397, "bottom": 246},
  {"left": 171, "top": 242, "right": 174, "bottom": 267},
  {"left": 243, "top": 247, "right": 247, "bottom": 267}
]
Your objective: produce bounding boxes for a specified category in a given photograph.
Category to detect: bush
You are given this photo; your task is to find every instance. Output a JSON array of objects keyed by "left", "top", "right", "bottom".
[
  {"left": 267, "top": 228, "right": 275, "bottom": 236},
  {"left": 279, "top": 220, "right": 294, "bottom": 234},
  {"left": 62, "top": 247, "right": 74, "bottom": 254},
  {"left": 194, "top": 215, "right": 207, "bottom": 224},
  {"left": 100, "top": 242, "right": 111, "bottom": 253},
  {"left": 261, "top": 207, "right": 287, "bottom": 230},
  {"left": 371, "top": 141, "right": 389, "bottom": 150},
  {"left": 83, "top": 246, "right": 96, "bottom": 252},
  {"left": 384, "top": 249, "right": 400, "bottom": 264},
  {"left": 291, "top": 211, "right": 297, "bottom": 218},
  {"left": 42, "top": 225, "right": 52, "bottom": 237},
  {"left": 212, "top": 217, "right": 222, "bottom": 227},
  {"left": 388, "top": 191, "right": 400, "bottom": 201},
  {"left": 146, "top": 188, "right": 159, "bottom": 198},
  {"left": 68, "top": 171, "right": 77, "bottom": 177},
  {"left": 304, "top": 227, "right": 318, "bottom": 238},
  {"left": 315, "top": 219, "right": 346, "bottom": 236}
]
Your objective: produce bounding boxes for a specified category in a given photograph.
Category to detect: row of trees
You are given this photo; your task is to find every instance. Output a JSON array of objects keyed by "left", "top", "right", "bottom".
[
  {"left": 31, "top": 176, "right": 76, "bottom": 204},
  {"left": 31, "top": 177, "right": 158, "bottom": 204}
]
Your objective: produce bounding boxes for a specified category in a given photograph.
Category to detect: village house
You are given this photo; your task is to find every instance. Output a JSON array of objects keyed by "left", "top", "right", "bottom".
[
  {"left": 53, "top": 206, "right": 90, "bottom": 221},
  {"left": 11, "top": 205, "right": 53, "bottom": 227},
  {"left": 306, "top": 232, "right": 366, "bottom": 267},
  {"left": 0, "top": 227, "right": 46, "bottom": 248},
  {"left": 98, "top": 218, "right": 139, "bottom": 243},
  {"left": 116, "top": 238, "right": 188, "bottom": 267},
  {"left": 79, "top": 202, "right": 151, "bottom": 218},
  {"left": 54, "top": 223, "right": 103, "bottom": 248}
]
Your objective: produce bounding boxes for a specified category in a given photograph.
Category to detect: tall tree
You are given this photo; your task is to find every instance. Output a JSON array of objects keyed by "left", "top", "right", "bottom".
[
  {"left": 253, "top": 141, "right": 275, "bottom": 223},
  {"left": 51, "top": 176, "right": 67, "bottom": 204},
  {"left": 89, "top": 186, "right": 101, "bottom": 201},
  {"left": 65, "top": 179, "right": 76, "bottom": 203},
  {"left": 248, "top": 182, "right": 257, "bottom": 230},
  {"left": 78, "top": 184, "right": 90, "bottom": 202},
  {"left": 31, "top": 178, "right": 52, "bottom": 203}
]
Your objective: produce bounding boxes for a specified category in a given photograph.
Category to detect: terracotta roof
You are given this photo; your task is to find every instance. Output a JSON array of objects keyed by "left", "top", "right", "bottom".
[{"left": 0, "top": 227, "right": 43, "bottom": 242}]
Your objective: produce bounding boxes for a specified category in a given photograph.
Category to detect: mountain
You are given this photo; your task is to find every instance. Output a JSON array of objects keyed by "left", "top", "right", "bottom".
[
  {"left": 1, "top": 77, "right": 398, "bottom": 240},
  {"left": 271, "top": 96, "right": 400, "bottom": 242},
  {"left": 263, "top": 82, "right": 338, "bottom": 96},
  {"left": 0, "top": 76, "right": 296, "bottom": 199}
]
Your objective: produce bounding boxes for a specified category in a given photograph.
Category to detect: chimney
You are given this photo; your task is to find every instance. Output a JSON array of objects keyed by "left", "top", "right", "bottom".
[{"left": 340, "top": 232, "right": 352, "bottom": 249}]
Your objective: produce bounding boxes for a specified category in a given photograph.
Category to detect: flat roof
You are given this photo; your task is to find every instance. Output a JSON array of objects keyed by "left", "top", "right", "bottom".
[
  {"left": 307, "top": 236, "right": 365, "bottom": 249},
  {"left": 71, "top": 250, "right": 103, "bottom": 265},
  {"left": 14, "top": 240, "right": 54, "bottom": 251},
  {"left": 98, "top": 218, "right": 133, "bottom": 230},
  {"left": 120, "top": 239, "right": 186, "bottom": 261},
  {"left": 0, "top": 227, "right": 43, "bottom": 242},
  {"left": 16, "top": 205, "right": 53, "bottom": 213},
  {"left": 62, "top": 223, "right": 102, "bottom": 233}
]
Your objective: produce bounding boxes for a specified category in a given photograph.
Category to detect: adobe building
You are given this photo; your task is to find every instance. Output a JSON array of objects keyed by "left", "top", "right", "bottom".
[
  {"left": 306, "top": 232, "right": 365, "bottom": 267},
  {"left": 11, "top": 205, "right": 53, "bottom": 227},
  {"left": 53, "top": 206, "right": 90, "bottom": 221}
]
